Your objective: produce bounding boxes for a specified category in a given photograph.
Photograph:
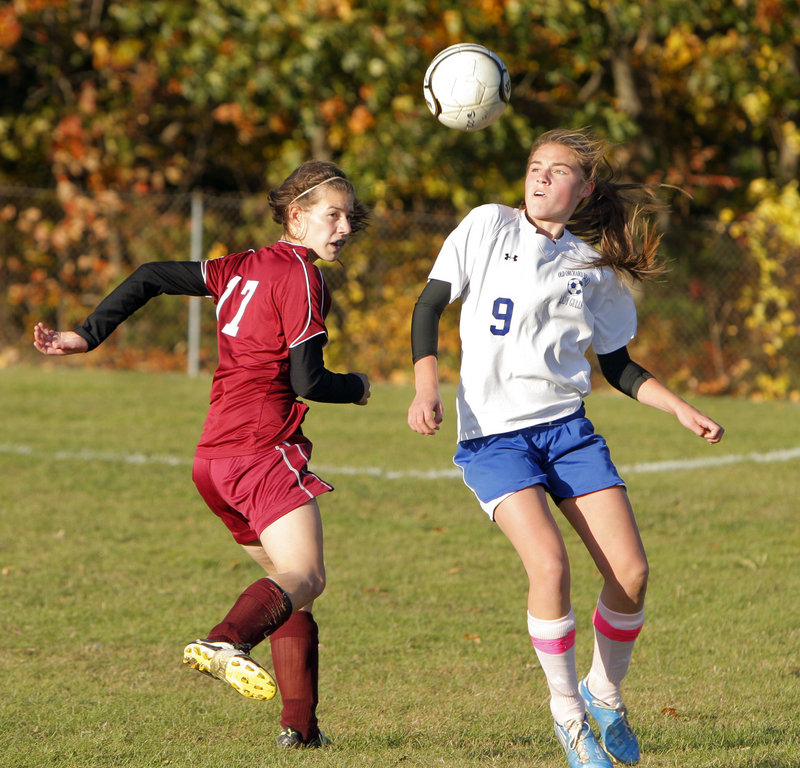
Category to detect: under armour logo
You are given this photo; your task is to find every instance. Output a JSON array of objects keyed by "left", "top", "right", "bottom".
[{"left": 504, "top": 253, "right": 518, "bottom": 261}]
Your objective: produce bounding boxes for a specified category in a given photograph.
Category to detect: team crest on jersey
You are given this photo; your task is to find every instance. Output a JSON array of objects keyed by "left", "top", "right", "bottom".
[
  {"left": 557, "top": 270, "right": 589, "bottom": 309},
  {"left": 567, "top": 277, "right": 584, "bottom": 295}
]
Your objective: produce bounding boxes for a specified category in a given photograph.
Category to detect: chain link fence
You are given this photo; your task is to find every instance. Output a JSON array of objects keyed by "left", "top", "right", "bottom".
[{"left": 2, "top": 186, "right": 795, "bottom": 396}]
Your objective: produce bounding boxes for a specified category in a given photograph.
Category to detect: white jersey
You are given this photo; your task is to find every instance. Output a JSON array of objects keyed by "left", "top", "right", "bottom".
[{"left": 429, "top": 204, "right": 637, "bottom": 442}]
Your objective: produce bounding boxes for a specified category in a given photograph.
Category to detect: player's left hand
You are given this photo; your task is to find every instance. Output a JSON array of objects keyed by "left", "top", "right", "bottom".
[
  {"left": 675, "top": 402, "right": 724, "bottom": 444},
  {"left": 33, "top": 322, "right": 89, "bottom": 355}
]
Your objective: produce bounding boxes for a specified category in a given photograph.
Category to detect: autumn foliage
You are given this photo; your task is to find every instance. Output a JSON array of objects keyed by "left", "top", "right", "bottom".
[{"left": 1, "top": 1, "right": 799, "bottom": 396}]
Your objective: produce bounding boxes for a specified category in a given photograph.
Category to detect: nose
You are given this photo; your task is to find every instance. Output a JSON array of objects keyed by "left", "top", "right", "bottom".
[{"left": 339, "top": 216, "right": 352, "bottom": 236}]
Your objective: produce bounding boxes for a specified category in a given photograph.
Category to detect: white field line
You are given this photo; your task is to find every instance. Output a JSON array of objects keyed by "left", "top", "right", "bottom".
[{"left": 2, "top": 443, "right": 800, "bottom": 479}]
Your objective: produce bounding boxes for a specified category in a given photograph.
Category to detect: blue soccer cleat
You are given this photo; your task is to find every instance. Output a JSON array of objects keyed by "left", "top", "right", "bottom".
[
  {"left": 554, "top": 716, "right": 613, "bottom": 768},
  {"left": 579, "top": 677, "right": 640, "bottom": 765}
]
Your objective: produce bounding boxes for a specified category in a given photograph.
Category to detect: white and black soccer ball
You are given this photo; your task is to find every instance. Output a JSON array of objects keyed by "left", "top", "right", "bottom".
[{"left": 423, "top": 43, "right": 511, "bottom": 132}]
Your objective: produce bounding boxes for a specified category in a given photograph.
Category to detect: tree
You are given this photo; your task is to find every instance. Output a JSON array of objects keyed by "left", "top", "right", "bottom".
[{"left": 1, "top": 1, "right": 799, "bottom": 392}]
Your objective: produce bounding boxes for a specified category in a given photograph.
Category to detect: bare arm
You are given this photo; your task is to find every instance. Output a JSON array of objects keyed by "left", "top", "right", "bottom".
[
  {"left": 635, "top": 377, "right": 724, "bottom": 444},
  {"left": 408, "top": 354, "right": 444, "bottom": 435}
]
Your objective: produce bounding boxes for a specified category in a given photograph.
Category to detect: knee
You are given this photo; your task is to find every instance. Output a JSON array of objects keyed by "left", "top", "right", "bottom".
[
  {"left": 619, "top": 559, "right": 649, "bottom": 605},
  {"left": 306, "top": 570, "right": 326, "bottom": 601},
  {"left": 531, "top": 551, "right": 570, "bottom": 594}
]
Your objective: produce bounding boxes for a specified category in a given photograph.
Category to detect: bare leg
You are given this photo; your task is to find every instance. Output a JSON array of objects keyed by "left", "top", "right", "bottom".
[
  {"left": 559, "top": 487, "right": 648, "bottom": 612},
  {"left": 257, "top": 500, "right": 326, "bottom": 611},
  {"left": 560, "top": 487, "right": 646, "bottom": 764},
  {"left": 494, "top": 486, "right": 583, "bottom": 724},
  {"left": 241, "top": 544, "right": 314, "bottom": 613},
  {"left": 494, "top": 485, "right": 571, "bottom": 619}
]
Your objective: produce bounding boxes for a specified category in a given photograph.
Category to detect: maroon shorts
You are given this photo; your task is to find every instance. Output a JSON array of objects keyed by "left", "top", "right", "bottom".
[{"left": 192, "top": 437, "right": 334, "bottom": 544}]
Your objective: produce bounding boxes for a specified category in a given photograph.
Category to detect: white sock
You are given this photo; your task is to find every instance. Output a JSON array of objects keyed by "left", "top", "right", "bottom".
[
  {"left": 586, "top": 599, "right": 644, "bottom": 707},
  {"left": 527, "top": 608, "right": 583, "bottom": 725}
]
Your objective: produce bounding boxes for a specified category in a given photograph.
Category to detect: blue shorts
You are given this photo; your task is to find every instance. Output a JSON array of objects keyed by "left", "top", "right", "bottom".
[{"left": 453, "top": 407, "right": 625, "bottom": 519}]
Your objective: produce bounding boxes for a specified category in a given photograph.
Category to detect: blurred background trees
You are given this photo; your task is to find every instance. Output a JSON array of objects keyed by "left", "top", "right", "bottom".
[{"left": 1, "top": 0, "right": 798, "bottom": 396}]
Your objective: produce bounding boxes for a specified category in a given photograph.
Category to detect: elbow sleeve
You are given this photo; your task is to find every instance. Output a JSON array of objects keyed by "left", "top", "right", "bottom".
[
  {"left": 411, "top": 279, "right": 451, "bottom": 363},
  {"left": 597, "top": 347, "right": 654, "bottom": 399}
]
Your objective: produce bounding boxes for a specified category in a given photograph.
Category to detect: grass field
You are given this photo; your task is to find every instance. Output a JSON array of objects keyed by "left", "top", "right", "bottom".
[{"left": 2, "top": 365, "right": 799, "bottom": 767}]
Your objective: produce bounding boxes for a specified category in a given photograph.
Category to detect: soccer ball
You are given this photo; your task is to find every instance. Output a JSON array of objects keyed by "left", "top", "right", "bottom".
[{"left": 423, "top": 43, "right": 511, "bottom": 132}]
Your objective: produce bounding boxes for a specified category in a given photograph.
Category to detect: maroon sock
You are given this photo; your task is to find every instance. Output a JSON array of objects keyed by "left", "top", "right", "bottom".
[
  {"left": 270, "top": 611, "right": 319, "bottom": 742},
  {"left": 207, "top": 578, "right": 292, "bottom": 649}
]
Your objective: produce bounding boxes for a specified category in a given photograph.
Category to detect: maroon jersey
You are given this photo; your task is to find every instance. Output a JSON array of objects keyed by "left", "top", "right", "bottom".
[{"left": 196, "top": 241, "right": 331, "bottom": 457}]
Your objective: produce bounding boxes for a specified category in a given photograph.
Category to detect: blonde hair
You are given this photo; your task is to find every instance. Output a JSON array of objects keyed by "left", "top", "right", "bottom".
[
  {"left": 268, "top": 160, "right": 370, "bottom": 237},
  {"left": 528, "top": 128, "right": 665, "bottom": 281}
]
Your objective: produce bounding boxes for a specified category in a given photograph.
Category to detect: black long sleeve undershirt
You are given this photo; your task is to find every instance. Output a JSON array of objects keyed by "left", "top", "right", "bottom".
[
  {"left": 75, "top": 260, "right": 364, "bottom": 404},
  {"left": 411, "top": 278, "right": 451, "bottom": 363},
  {"left": 75, "top": 261, "right": 208, "bottom": 350},
  {"left": 288, "top": 337, "right": 364, "bottom": 403},
  {"left": 411, "top": 278, "right": 654, "bottom": 399}
]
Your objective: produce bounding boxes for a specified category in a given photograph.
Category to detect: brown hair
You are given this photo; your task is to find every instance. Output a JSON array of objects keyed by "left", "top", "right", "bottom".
[
  {"left": 268, "top": 160, "right": 370, "bottom": 236},
  {"left": 527, "top": 128, "right": 665, "bottom": 281}
]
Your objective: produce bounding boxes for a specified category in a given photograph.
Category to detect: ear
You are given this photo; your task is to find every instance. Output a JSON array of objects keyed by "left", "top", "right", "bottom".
[
  {"left": 285, "top": 203, "right": 306, "bottom": 239},
  {"left": 579, "top": 180, "right": 595, "bottom": 200},
  {"left": 287, "top": 203, "right": 304, "bottom": 228}
]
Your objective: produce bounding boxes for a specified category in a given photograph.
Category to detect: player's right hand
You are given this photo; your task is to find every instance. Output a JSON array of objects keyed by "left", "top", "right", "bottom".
[
  {"left": 33, "top": 322, "right": 89, "bottom": 355},
  {"left": 407, "top": 389, "right": 444, "bottom": 436}
]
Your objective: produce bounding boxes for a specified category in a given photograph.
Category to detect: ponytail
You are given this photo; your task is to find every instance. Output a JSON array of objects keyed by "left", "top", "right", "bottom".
[{"left": 570, "top": 177, "right": 665, "bottom": 281}]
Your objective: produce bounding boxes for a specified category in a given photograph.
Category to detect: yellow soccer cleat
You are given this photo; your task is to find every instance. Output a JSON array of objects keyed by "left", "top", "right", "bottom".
[{"left": 183, "top": 639, "right": 277, "bottom": 701}]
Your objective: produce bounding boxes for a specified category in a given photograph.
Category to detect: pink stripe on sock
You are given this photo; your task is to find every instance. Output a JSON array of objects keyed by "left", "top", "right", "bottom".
[
  {"left": 592, "top": 607, "right": 642, "bottom": 642},
  {"left": 530, "top": 629, "right": 576, "bottom": 654}
]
